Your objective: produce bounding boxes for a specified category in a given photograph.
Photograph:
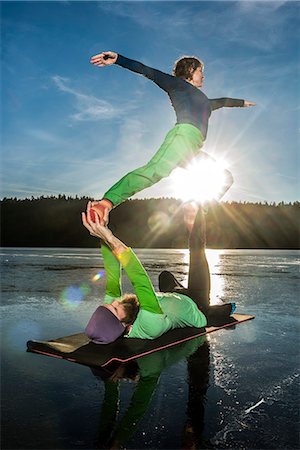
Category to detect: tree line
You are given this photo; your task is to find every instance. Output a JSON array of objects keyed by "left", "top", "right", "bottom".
[{"left": 1, "top": 196, "right": 299, "bottom": 249}]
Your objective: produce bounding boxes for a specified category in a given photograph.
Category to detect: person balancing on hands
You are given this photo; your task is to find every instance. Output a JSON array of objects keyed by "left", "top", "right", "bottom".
[{"left": 90, "top": 51, "right": 256, "bottom": 224}]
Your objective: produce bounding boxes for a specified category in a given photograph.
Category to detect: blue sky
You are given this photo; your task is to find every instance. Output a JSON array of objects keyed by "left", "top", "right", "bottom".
[{"left": 2, "top": 1, "right": 299, "bottom": 202}]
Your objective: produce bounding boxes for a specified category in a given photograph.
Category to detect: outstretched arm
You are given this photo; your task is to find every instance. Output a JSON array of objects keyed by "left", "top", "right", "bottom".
[
  {"left": 82, "top": 202, "right": 163, "bottom": 314},
  {"left": 210, "top": 98, "right": 256, "bottom": 110},
  {"left": 90, "top": 51, "right": 175, "bottom": 92},
  {"left": 110, "top": 375, "right": 159, "bottom": 448},
  {"left": 89, "top": 51, "right": 177, "bottom": 225}
]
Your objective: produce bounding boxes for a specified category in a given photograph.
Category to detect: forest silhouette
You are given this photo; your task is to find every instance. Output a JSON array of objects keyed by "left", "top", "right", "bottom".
[{"left": 1, "top": 196, "right": 299, "bottom": 249}]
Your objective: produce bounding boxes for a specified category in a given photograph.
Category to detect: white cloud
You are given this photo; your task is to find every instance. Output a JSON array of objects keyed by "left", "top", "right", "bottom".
[
  {"left": 52, "top": 75, "right": 121, "bottom": 121},
  {"left": 97, "top": 1, "right": 295, "bottom": 53},
  {"left": 97, "top": 2, "right": 157, "bottom": 28},
  {"left": 97, "top": 1, "right": 199, "bottom": 35},
  {"left": 25, "top": 129, "right": 65, "bottom": 145},
  {"left": 238, "top": 1, "right": 290, "bottom": 13},
  {"left": 226, "top": 1, "right": 297, "bottom": 52}
]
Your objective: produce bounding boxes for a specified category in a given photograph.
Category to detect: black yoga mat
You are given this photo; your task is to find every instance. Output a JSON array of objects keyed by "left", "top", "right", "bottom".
[{"left": 27, "top": 313, "right": 254, "bottom": 368}]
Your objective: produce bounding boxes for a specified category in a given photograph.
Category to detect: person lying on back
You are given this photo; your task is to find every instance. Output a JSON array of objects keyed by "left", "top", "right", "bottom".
[{"left": 82, "top": 202, "right": 234, "bottom": 344}]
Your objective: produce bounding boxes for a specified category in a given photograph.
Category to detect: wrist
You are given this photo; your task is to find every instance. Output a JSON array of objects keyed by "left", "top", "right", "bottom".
[
  {"left": 103, "top": 229, "right": 114, "bottom": 244},
  {"left": 101, "top": 198, "right": 113, "bottom": 210},
  {"left": 106, "top": 234, "right": 127, "bottom": 255}
]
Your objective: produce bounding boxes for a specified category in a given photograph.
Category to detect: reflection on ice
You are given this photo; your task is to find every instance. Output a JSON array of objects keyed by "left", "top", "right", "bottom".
[
  {"left": 1, "top": 247, "right": 299, "bottom": 450},
  {"left": 92, "top": 336, "right": 210, "bottom": 449},
  {"left": 206, "top": 250, "right": 225, "bottom": 305},
  {"left": 181, "top": 249, "right": 225, "bottom": 305}
]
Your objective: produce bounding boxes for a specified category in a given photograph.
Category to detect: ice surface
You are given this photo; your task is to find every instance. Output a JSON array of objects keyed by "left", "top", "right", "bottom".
[{"left": 1, "top": 248, "right": 299, "bottom": 449}]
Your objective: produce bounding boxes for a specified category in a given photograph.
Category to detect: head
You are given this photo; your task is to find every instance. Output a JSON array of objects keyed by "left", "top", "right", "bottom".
[
  {"left": 85, "top": 294, "right": 139, "bottom": 345},
  {"left": 173, "top": 56, "right": 204, "bottom": 88},
  {"left": 104, "top": 294, "right": 140, "bottom": 324},
  {"left": 91, "top": 360, "right": 140, "bottom": 383}
]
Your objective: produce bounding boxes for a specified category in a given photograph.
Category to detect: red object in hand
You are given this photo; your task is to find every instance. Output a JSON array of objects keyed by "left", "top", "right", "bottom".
[
  {"left": 90, "top": 209, "right": 97, "bottom": 222},
  {"left": 89, "top": 200, "right": 112, "bottom": 223}
]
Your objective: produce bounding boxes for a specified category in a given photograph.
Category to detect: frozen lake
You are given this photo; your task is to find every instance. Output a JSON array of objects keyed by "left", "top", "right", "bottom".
[{"left": 1, "top": 247, "right": 299, "bottom": 449}]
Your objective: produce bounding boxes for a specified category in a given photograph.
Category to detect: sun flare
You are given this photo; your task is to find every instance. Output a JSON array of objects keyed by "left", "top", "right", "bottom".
[{"left": 171, "top": 158, "right": 230, "bottom": 202}]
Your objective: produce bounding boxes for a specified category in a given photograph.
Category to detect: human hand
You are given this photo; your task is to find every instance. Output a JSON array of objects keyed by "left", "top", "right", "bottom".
[
  {"left": 82, "top": 201, "right": 112, "bottom": 241},
  {"left": 90, "top": 199, "right": 113, "bottom": 225},
  {"left": 90, "top": 51, "right": 118, "bottom": 67},
  {"left": 109, "top": 365, "right": 127, "bottom": 383},
  {"left": 244, "top": 100, "right": 256, "bottom": 107}
]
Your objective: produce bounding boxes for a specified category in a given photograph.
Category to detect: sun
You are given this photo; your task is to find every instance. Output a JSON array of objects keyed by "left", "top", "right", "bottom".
[{"left": 170, "top": 157, "right": 230, "bottom": 202}]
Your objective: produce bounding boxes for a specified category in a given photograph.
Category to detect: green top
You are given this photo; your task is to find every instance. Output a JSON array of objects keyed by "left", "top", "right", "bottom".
[{"left": 101, "top": 244, "right": 207, "bottom": 339}]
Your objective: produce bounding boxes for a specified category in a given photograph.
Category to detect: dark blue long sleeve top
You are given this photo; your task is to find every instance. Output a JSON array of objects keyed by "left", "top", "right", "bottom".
[{"left": 116, "top": 54, "right": 245, "bottom": 139}]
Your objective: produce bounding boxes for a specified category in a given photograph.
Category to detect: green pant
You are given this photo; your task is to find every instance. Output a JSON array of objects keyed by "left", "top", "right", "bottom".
[{"left": 104, "top": 124, "right": 204, "bottom": 206}]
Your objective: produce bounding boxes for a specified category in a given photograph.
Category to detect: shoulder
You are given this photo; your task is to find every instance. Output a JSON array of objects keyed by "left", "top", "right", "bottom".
[{"left": 128, "top": 309, "right": 170, "bottom": 339}]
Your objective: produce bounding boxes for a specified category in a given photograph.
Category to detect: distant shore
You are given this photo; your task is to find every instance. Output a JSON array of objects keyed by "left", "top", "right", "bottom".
[{"left": 1, "top": 196, "right": 299, "bottom": 249}]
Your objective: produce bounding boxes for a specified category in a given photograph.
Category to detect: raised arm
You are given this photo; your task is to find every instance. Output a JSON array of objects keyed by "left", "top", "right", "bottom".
[
  {"left": 90, "top": 51, "right": 175, "bottom": 93},
  {"left": 82, "top": 202, "right": 163, "bottom": 314},
  {"left": 210, "top": 98, "right": 256, "bottom": 111},
  {"left": 101, "top": 242, "right": 122, "bottom": 303}
]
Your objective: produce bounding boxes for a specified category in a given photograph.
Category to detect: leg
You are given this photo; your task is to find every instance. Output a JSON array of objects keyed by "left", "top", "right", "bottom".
[
  {"left": 103, "top": 125, "right": 203, "bottom": 206},
  {"left": 186, "top": 208, "right": 235, "bottom": 324},
  {"left": 183, "top": 340, "right": 210, "bottom": 448},
  {"left": 187, "top": 206, "right": 210, "bottom": 310},
  {"left": 158, "top": 270, "right": 186, "bottom": 293},
  {"left": 158, "top": 205, "right": 210, "bottom": 306}
]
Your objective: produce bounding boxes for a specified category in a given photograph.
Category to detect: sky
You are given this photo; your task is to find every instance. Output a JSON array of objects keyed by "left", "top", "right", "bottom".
[{"left": 1, "top": 0, "right": 299, "bottom": 203}]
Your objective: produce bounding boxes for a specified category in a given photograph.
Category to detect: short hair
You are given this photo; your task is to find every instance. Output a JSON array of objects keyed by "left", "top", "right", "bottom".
[
  {"left": 120, "top": 294, "right": 140, "bottom": 324},
  {"left": 173, "top": 56, "right": 204, "bottom": 81}
]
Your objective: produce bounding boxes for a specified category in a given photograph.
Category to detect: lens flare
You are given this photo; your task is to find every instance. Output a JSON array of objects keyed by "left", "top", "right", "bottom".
[
  {"left": 147, "top": 211, "right": 170, "bottom": 232},
  {"left": 92, "top": 270, "right": 105, "bottom": 282},
  {"left": 171, "top": 158, "right": 229, "bottom": 202},
  {"left": 59, "top": 283, "right": 91, "bottom": 309}
]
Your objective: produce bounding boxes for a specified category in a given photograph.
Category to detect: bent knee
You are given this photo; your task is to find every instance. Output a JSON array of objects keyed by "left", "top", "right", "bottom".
[{"left": 158, "top": 270, "right": 173, "bottom": 282}]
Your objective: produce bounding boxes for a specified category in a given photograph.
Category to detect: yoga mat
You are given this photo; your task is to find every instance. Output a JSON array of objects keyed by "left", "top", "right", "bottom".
[{"left": 27, "top": 313, "right": 254, "bottom": 368}]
